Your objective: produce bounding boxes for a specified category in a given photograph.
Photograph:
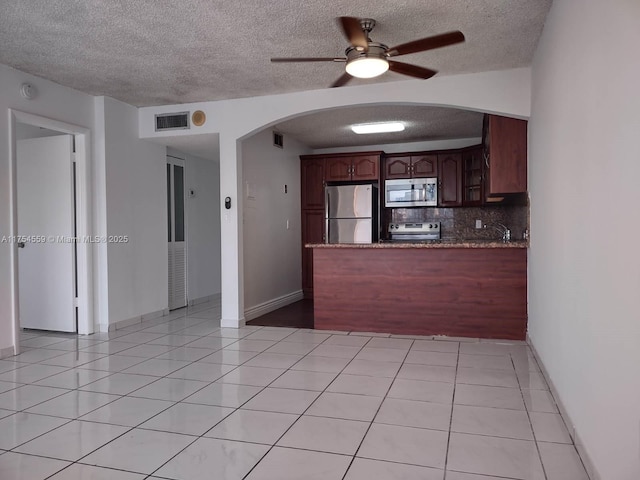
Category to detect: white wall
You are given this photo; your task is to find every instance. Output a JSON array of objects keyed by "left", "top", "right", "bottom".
[
  {"left": 167, "top": 148, "right": 221, "bottom": 303},
  {"left": 15, "top": 123, "right": 67, "bottom": 140},
  {"left": 0, "top": 64, "right": 95, "bottom": 356},
  {"left": 139, "top": 68, "right": 532, "bottom": 327},
  {"left": 100, "top": 96, "right": 168, "bottom": 328},
  {"left": 528, "top": 1, "right": 640, "bottom": 478},
  {"left": 313, "top": 137, "right": 482, "bottom": 155},
  {"left": 242, "top": 129, "right": 310, "bottom": 314}
]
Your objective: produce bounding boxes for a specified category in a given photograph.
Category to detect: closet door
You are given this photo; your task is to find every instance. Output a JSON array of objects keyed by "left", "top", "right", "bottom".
[{"left": 167, "top": 157, "right": 187, "bottom": 310}]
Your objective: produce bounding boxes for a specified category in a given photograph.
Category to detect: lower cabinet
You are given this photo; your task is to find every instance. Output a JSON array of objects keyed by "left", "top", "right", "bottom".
[{"left": 301, "top": 209, "right": 324, "bottom": 298}]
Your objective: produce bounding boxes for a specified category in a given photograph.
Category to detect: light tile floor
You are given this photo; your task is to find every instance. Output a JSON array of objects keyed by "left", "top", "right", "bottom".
[{"left": 0, "top": 302, "right": 590, "bottom": 480}]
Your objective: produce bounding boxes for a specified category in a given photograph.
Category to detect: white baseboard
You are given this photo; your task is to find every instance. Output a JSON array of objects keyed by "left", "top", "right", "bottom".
[
  {"left": 188, "top": 293, "right": 220, "bottom": 307},
  {"left": 221, "top": 316, "right": 246, "bottom": 328},
  {"left": 527, "top": 335, "right": 599, "bottom": 480},
  {"left": 0, "top": 345, "right": 15, "bottom": 360},
  {"left": 102, "top": 308, "right": 167, "bottom": 332},
  {"left": 141, "top": 309, "right": 165, "bottom": 321},
  {"left": 244, "top": 290, "right": 304, "bottom": 321}
]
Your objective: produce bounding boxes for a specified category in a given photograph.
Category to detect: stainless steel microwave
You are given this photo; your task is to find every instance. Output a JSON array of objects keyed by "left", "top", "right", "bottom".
[{"left": 385, "top": 178, "right": 438, "bottom": 207}]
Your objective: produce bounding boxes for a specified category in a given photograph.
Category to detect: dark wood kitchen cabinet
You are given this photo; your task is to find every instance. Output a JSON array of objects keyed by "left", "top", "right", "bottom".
[
  {"left": 483, "top": 114, "right": 528, "bottom": 195},
  {"left": 325, "top": 153, "right": 380, "bottom": 181},
  {"left": 301, "top": 156, "right": 325, "bottom": 209},
  {"left": 383, "top": 154, "right": 438, "bottom": 179},
  {"left": 463, "top": 146, "right": 484, "bottom": 206},
  {"left": 300, "top": 156, "right": 326, "bottom": 298},
  {"left": 438, "top": 152, "right": 463, "bottom": 207},
  {"left": 300, "top": 151, "right": 381, "bottom": 298},
  {"left": 325, "top": 156, "right": 351, "bottom": 181}
]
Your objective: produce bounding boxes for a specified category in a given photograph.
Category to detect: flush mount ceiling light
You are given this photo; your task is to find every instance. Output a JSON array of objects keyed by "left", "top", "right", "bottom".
[{"left": 351, "top": 122, "right": 405, "bottom": 134}]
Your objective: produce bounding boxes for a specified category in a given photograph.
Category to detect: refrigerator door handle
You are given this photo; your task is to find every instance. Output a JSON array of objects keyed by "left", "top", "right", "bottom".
[{"left": 325, "top": 191, "right": 330, "bottom": 244}]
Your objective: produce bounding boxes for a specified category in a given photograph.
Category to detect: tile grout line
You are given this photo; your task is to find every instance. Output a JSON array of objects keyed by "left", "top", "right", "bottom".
[
  {"left": 136, "top": 327, "right": 326, "bottom": 479},
  {"left": 40, "top": 304, "right": 230, "bottom": 479},
  {"left": 442, "top": 340, "right": 461, "bottom": 477},
  {"left": 513, "top": 348, "right": 549, "bottom": 480},
  {"left": 342, "top": 338, "right": 416, "bottom": 480},
  {"left": 6, "top": 305, "right": 234, "bottom": 478},
  {"left": 238, "top": 332, "right": 375, "bottom": 479}
]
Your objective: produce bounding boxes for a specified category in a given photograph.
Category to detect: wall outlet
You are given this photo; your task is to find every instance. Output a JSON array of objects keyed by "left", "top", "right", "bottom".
[{"left": 475, "top": 219, "right": 483, "bottom": 229}]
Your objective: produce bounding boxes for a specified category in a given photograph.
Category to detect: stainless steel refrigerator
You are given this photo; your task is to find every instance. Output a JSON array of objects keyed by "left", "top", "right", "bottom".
[{"left": 325, "top": 184, "right": 378, "bottom": 244}]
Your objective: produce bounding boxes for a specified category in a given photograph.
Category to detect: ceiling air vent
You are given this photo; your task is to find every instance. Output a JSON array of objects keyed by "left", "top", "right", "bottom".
[
  {"left": 155, "top": 112, "right": 190, "bottom": 131},
  {"left": 273, "top": 131, "right": 284, "bottom": 149}
]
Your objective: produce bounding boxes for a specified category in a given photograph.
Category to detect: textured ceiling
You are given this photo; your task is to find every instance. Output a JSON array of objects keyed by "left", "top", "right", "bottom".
[
  {"left": 275, "top": 105, "right": 484, "bottom": 149},
  {"left": 0, "top": 0, "right": 551, "bottom": 107}
]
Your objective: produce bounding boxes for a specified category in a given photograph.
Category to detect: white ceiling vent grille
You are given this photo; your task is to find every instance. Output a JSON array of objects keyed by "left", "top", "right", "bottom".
[{"left": 155, "top": 112, "right": 190, "bottom": 131}]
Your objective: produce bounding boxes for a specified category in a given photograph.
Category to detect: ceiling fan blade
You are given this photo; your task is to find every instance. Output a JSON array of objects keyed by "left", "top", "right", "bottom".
[
  {"left": 338, "top": 17, "right": 369, "bottom": 52},
  {"left": 271, "top": 57, "right": 346, "bottom": 63},
  {"left": 387, "top": 31, "right": 465, "bottom": 57},
  {"left": 388, "top": 61, "right": 438, "bottom": 79},
  {"left": 330, "top": 73, "right": 352, "bottom": 88}
]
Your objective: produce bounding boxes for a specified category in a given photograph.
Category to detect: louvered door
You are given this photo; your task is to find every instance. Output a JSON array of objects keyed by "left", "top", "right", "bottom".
[{"left": 167, "top": 157, "right": 187, "bottom": 310}]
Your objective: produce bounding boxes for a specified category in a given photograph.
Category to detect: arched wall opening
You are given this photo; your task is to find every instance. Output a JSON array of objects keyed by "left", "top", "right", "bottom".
[{"left": 236, "top": 101, "right": 506, "bottom": 322}]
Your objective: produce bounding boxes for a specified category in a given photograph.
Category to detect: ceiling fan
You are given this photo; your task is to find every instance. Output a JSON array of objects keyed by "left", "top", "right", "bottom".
[{"left": 271, "top": 17, "right": 465, "bottom": 88}]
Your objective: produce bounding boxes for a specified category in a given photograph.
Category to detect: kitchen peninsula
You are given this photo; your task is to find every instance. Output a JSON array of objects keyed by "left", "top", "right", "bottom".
[{"left": 309, "top": 240, "right": 527, "bottom": 340}]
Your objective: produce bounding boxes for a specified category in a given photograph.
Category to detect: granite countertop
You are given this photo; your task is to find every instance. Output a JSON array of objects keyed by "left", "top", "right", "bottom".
[{"left": 307, "top": 239, "right": 529, "bottom": 249}]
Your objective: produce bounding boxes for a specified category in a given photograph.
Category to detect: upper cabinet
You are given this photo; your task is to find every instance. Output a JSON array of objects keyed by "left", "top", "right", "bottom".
[
  {"left": 483, "top": 114, "right": 528, "bottom": 195},
  {"left": 462, "top": 146, "right": 484, "bottom": 206},
  {"left": 384, "top": 154, "right": 438, "bottom": 179},
  {"left": 324, "top": 156, "right": 351, "bottom": 181},
  {"left": 438, "top": 153, "right": 463, "bottom": 207},
  {"left": 325, "top": 153, "right": 380, "bottom": 182}
]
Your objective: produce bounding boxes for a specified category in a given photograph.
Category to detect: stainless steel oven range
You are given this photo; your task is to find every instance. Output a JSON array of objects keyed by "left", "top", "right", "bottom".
[{"left": 388, "top": 222, "right": 441, "bottom": 242}]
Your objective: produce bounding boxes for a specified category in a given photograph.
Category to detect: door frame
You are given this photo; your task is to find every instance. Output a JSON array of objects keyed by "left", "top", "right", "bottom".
[{"left": 8, "top": 110, "right": 94, "bottom": 353}]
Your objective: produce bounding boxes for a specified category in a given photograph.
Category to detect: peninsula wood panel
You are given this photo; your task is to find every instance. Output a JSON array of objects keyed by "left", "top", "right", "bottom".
[{"left": 313, "top": 248, "right": 527, "bottom": 340}]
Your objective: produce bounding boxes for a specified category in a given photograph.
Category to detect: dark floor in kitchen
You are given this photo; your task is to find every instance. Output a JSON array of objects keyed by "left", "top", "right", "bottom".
[{"left": 246, "top": 299, "right": 314, "bottom": 329}]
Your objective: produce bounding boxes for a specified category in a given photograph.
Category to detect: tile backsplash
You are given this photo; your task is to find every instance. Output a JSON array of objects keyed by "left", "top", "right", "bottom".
[{"left": 387, "top": 204, "right": 529, "bottom": 241}]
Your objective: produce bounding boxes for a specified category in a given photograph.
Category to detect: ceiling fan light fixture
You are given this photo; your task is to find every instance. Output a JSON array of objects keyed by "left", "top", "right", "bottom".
[
  {"left": 351, "top": 122, "right": 405, "bottom": 134},
  {"left": 345, "top": 56, "right": 389, "bottom": 78}
]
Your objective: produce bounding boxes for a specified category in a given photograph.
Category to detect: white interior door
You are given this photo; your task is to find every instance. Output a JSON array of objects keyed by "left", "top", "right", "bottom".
[
  {"left": 167, "top": 157, "right": 187, "bottom": 310},
  {"left": 17, "top": 135, "right": 76, "bottom": 332}
]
